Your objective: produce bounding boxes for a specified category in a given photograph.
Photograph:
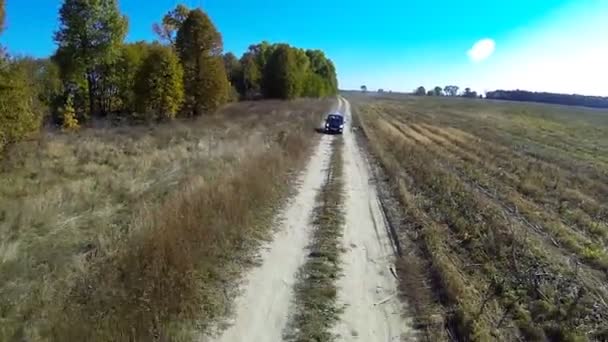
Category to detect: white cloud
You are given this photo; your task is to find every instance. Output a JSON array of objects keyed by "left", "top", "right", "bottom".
[{"left": 467, "top": 38, "right": 496, "bottom": 63}]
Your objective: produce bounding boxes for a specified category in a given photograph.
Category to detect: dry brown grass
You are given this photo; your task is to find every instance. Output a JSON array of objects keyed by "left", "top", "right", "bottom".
[
  {"left": 0, "top": 98, "right": 333, "bottom": 341},
  {"left": 349, "top": 93, "right": 608, "bottom": 341}
]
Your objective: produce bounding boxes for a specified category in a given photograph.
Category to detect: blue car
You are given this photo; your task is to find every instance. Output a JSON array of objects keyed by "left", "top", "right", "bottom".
[{"left": 324, "top": 114, "right": 344, "bottom": 134}]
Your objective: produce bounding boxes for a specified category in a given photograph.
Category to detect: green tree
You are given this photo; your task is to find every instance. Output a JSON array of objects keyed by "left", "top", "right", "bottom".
[
  {"left": 238, "top": 42, "right": 275, "bottom": 99},
  {"left": 239, "top": 52, "right": 261, "bottom": 99},
  {"left": 38, "top": 60, "right": 63, "bottom": 114},
  {"left": 134, "top": 45, "right": 184, "bottom": 120},
  {"left": 292, "top": 48, "right": 311, "bottom": 97},
  {"left": 113, "top": 41, "right": 151, "bottom": 114},
  {"left": 52, "top": 48, "right": 90, "bottom": 121},
  {"left": 463, "top": 87, "right": 478, "bottom": 98},
  {"left": 0, "top": 60, "right": 40, "bottom": 150},
  {"left": 223, "top": 52, "right": 242, "bottom": 101},
  {"left": 361, "top": 85, "right": 367, "bottom": 93},
  {"left": 223, "top": 53, "right": 240, "bottom": 80},
  {"left": 0, "top": 8, "right": 42, "bottom": 147},
  {"left": 176, "top": 8, "right": 229, "bottom": 115},
  {"left": 223, "top": 52, "right": 243, "bottom": 97},
  {"left": 302, "top": 72, "right": 325, "bottom": 97},
  {"left": 325, "top": 59, "right": 338, "bottom": 95},
  {"left": 304, "top": 49, "right": 338, "bottom": 96},
  {"left": 427, "top": 90, "right": 434, "bottom": 96},
  {"left": 262, "top": 44, "right": 299, "bottom": 99},
  {"left": 434, "top": 86, "right": 443, "bottom": 96},
  {"left": 414, "top": 86, "right": 426, "bottom": 96},
  {"left": 153, "top": 4, "right": 189, "bottom": 45},
  {"left": 11, "top": 57, "right": 62, "bottom": 123},
  {"left": 248, "top": 41, "right": 274, "bottom": 72},
  {"left": 54, "top": 0, "right": 128, "bottom": 117},
  {"left": 444, "top": 85, "right": 459, "bottom": 96}
]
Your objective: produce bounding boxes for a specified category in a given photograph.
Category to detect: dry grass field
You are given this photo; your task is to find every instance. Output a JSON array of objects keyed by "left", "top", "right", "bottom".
[
  {"left": 349, "top": 93, "right": 608, "bottom": 341},
  {"left": 0, "top": 99, "right": 332, "bottom": 341}
]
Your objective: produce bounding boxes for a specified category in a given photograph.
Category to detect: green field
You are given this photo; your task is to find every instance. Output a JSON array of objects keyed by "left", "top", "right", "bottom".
[{"left": 348, "top": 93, "right": 608, "bottom": 341}]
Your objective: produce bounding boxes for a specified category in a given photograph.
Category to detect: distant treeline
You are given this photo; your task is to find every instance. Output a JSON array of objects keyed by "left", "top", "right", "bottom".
[
  {"left": 0, "top": 1, "right": 337, "bottom": 150},
  {"left": 485, "top": 90, "right": 608, "bottom": 108}
]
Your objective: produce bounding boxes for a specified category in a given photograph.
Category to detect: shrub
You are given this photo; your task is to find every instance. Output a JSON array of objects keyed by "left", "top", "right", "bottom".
[
  {"left": 61, "top": 94, "right": 79, "bottom": 131},
  {"left": 227, "top": 84, "right": 240, "bottom": 102}
]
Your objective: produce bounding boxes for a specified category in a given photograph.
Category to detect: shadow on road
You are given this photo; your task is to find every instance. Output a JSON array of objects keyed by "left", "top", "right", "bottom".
[{"left": 315, "top": 128, "right": 343, "bottom": 135}]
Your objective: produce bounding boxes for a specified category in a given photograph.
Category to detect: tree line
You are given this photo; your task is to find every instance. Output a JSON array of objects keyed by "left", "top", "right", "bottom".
[
  {"left": 0, "top": 1, "right": 338, "bottom": 150},
  {"left": 414, "top": 85, "right": 480, "bottom": 98},
  {"left": 485, "top": 90, "right": 608, "bottom": 108},
  {"left": 359, "top": 84, "right": 481, "bottom": 98},
  {"left": 225, "top": 41, "right": 338, "bottom": 101},
  {"left": 370, "top": 84, "right": 608, "bottom": 108}
]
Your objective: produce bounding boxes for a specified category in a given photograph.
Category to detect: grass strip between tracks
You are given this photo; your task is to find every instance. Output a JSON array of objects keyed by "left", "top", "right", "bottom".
[{"left": 285, "top": 136, "right": 345, "bottom": 342}]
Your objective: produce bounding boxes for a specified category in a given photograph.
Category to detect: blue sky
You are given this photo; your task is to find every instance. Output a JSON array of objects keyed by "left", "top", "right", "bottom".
[{"left": 1, "top": 0, "right": 607, "bottom": 95}]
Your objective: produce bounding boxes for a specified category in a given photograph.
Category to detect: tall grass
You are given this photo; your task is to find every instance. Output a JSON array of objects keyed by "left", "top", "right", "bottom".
[{"left": 0, "top": 99, "right": 332, "bottom": 341}]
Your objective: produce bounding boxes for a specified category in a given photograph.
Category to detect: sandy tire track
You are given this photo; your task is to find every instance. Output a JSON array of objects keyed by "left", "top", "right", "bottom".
[
  {"left": 203, "top": 113, "right": 338, "bottom": 342},
  {"left": 332, "top": 97, "right": 415, "bottom": 341}
]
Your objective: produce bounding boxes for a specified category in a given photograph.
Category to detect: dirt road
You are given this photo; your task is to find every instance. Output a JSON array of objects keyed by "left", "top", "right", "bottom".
[
  {"left": 206, "top": 98, "right": 412, "bottom": 341},
  {"left": 332, "top": 98, "right": 414, "bottom": 341}
]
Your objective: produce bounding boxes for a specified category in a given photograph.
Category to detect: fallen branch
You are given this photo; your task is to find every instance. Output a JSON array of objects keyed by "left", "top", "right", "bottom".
[{"left": 374, "top": 293, "right": 396, "bottom": 306}]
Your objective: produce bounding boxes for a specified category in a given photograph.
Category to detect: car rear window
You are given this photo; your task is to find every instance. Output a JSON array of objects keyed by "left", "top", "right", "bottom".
[{"left": 327, "top": 115, "right": 343, "bottom": 123}]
